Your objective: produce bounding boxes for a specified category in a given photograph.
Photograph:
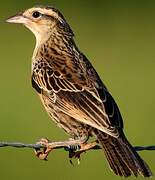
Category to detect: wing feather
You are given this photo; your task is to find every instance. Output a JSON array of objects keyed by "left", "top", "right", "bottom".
[{"left": 32, "top": 58, "right": 122, "bottom": 137}]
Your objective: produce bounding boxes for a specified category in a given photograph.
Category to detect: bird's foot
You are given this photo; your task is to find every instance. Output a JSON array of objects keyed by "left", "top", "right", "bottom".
[
  {"left": 34, "top": 137, "right": 98, "bottom": 162},
  {"left": 66, "top": 141, "right": 98, "bottom": 165},
  {"left": 34, "top": 138, "right": 53, "bottom": 160}
]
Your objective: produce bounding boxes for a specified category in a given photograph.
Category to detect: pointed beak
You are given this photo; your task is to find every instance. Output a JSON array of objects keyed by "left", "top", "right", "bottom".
[{"left": 6, "top": 13, "right": 28, "bottom": 24}]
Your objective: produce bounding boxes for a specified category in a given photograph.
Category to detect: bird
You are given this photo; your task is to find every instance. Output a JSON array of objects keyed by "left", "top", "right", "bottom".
[{"left": 6, "top": 5, "right": 152, "bottom": 177}]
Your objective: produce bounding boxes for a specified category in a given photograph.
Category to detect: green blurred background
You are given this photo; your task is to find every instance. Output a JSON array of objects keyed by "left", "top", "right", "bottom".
[{"left": 0, "top": 0, "right": 155, "bottom": 179}]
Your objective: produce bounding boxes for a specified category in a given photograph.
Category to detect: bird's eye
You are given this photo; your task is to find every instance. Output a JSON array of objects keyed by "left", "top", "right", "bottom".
[{"left": 32, "top": 11, "right": 41, "bottom": 18}]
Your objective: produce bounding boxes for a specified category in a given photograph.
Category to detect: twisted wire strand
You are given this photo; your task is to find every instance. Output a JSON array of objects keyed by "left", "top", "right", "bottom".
[
  {"left": 0, "top": 142, "right": 44, "bottom": 149},
  {"left": 0, "top": 141, "right": 155, "bottom": 151}
]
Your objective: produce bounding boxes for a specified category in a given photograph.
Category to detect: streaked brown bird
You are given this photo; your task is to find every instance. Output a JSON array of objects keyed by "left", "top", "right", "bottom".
[{"left": 6, "top": 6, "right": 152, "bottom": 177}]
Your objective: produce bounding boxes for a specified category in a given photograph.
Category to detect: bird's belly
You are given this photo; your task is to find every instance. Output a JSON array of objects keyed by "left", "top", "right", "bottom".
[
  {"left": 40, "top": 93, "right": 90, "bottom": 138},
  {"left": 50, "top": 107, "right": 90, "bottom": 139}
]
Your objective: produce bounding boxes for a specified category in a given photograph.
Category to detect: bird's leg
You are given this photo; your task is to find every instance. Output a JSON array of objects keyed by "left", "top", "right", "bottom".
[
  {"left": 66, "top": 140, "right": 99, "bottom": 164},
  {"left": 34, "top": 136, "right": 88, "bottom": 160},
  {"left": 34, "top": 136, "right": 99, "bottom": 161},
  {"left": 34, "top": 138, "right": 52, "bottom": 160}
]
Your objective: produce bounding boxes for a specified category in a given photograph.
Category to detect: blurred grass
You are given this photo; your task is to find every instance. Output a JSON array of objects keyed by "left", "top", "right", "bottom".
[{"left": 0, "top": 0, "right": 155, "bottom": 180}]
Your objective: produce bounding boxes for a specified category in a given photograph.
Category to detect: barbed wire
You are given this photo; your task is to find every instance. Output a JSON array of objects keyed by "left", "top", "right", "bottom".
[
  {"left": 0, "top": 140, "right": 155, "bottom": 161},
  {"left": 0, "top": 141, "right": 155, "bottom": 151},
  {"left": 0, "top": 142, "right": 44, "bottom": 149}
]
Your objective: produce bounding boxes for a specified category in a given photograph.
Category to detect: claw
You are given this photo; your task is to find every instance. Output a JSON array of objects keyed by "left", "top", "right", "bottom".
[
  {"left": 67, "top": 141, "right": 98, "bottom": 165},
  {"left": 69, "top": 158, "right": 74, "bottom": 166},
  {"left": 77, "top": 158, "right": 81, "bottom": 165},
  {"left": 69, "top": 155, "right": 81, "bottom": 166},
  {"left": 68, "top": 149, "right": 85, "bottom": 165},
  {"left": 34, "top": 138, "right": 53, "bottom": 160}
]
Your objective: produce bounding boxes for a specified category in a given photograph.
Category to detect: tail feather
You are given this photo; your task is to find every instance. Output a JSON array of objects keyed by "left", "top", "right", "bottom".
[
  {"left": 95, "top": 130, "right": 152, "bottom": 177},
  {"left": 103, "top": 140, "right": 132, "bottom": 177}
]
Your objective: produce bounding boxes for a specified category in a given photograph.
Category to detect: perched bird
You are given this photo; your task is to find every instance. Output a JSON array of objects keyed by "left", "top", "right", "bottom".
[{"left": 6, "top": 6, "right": 152, "bottom": 177}]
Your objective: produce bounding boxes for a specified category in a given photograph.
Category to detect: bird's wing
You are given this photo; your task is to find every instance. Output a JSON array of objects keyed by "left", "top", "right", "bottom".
[{"left": 32, "top": 57, "right": 122, "bottom": 138}]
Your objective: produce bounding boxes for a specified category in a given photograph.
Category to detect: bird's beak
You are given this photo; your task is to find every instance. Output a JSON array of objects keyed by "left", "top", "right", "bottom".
[{"left": 6, "top": 13, "right": 28, "bottom": 24}]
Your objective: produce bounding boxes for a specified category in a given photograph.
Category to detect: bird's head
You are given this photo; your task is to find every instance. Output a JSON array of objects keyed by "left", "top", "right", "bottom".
[{"left": 6, "top": 6, "right": 73, "bottom": 43}]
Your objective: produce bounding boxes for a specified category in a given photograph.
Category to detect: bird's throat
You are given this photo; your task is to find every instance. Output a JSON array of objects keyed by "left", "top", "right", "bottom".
[{"left": 32, "top": 31, "right": 75, "bottom": 63}]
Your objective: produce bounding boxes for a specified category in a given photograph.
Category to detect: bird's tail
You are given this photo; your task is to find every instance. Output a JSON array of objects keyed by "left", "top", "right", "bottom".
[{"left": 95, "top": 130, "right": 152, "bottom": 177}]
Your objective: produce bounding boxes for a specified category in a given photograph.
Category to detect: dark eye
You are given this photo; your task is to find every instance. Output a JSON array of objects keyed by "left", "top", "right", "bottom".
[{"left": 32, "top": 11, "right": 41, "bottom": 18}]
